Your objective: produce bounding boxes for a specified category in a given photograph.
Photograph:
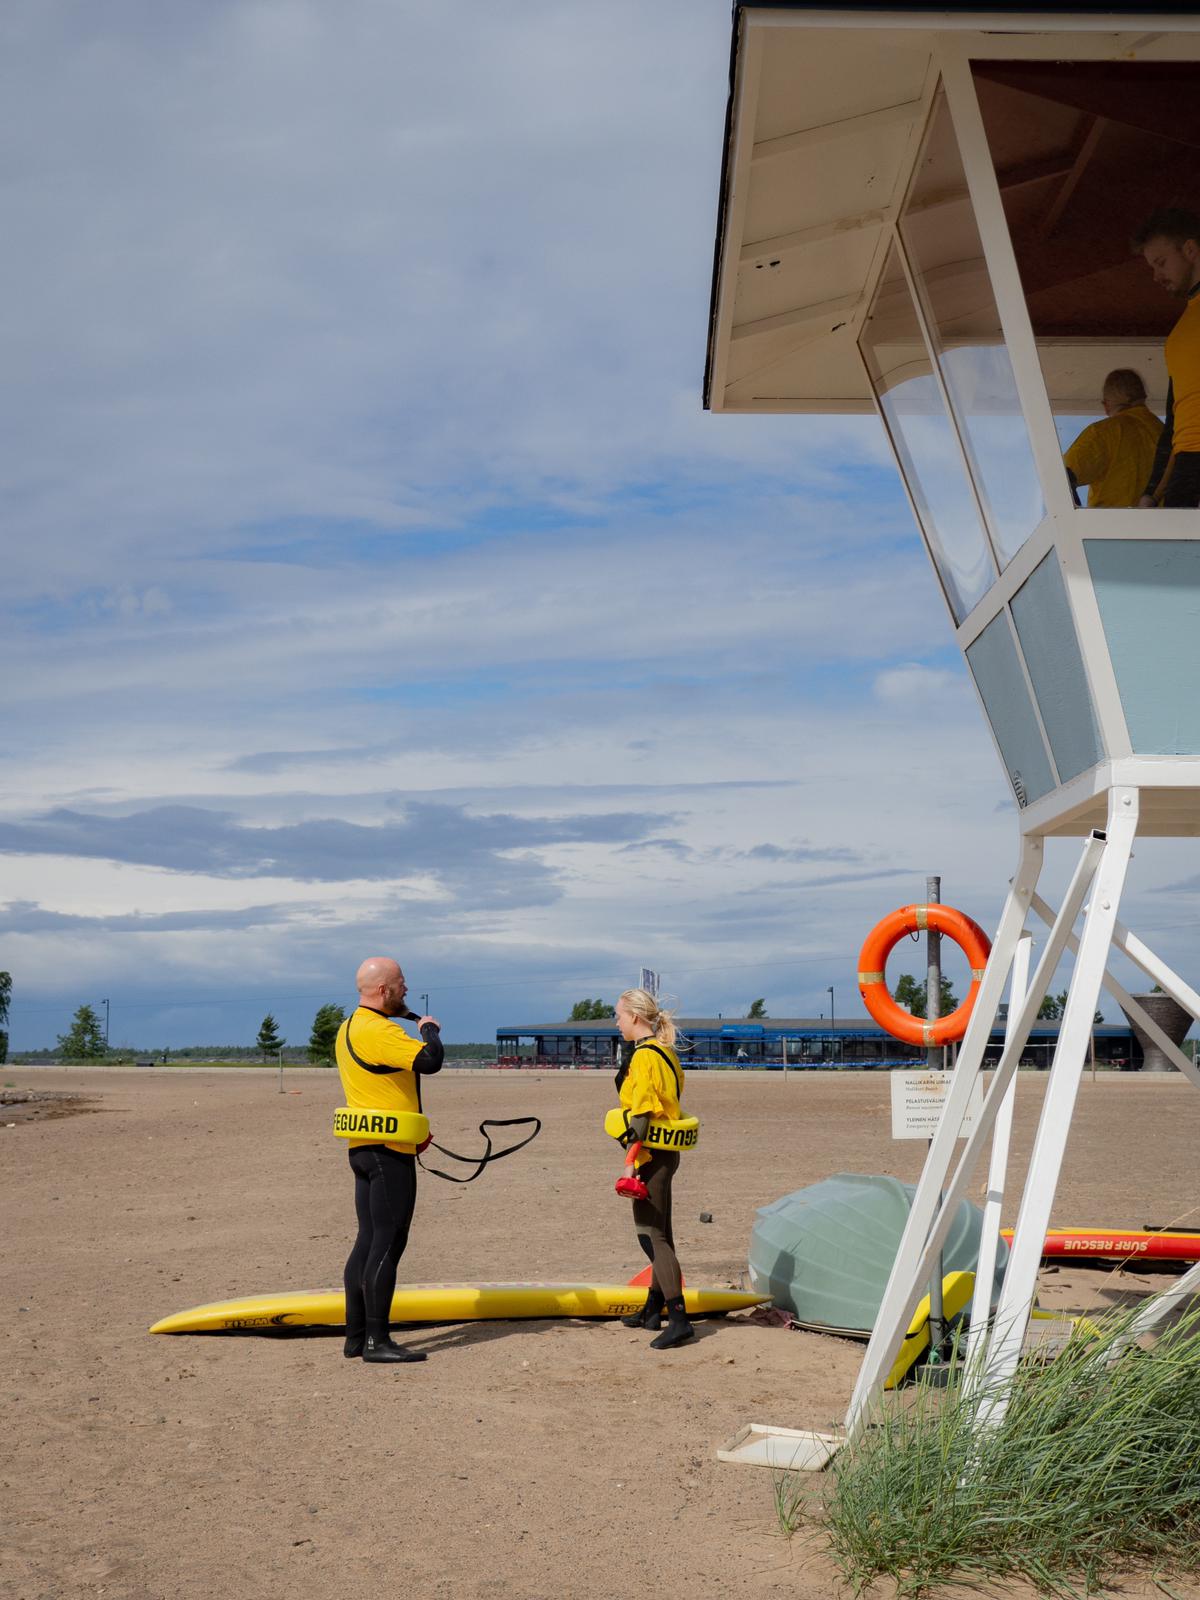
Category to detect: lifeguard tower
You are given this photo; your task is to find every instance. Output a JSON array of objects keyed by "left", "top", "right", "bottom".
[{"left": 704, "top": 3, "right": 1200, "bottom": 1461}]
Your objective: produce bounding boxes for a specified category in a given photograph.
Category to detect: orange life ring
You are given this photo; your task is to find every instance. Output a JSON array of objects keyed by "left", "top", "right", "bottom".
[{"left": 857, "top": 905, "right": 992, "bottom": 1047}]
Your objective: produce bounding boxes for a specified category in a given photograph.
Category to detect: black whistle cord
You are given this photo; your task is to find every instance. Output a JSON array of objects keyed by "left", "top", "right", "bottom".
[{"left": 418, "top": 1116, "right": 542, "bottom": 1184}]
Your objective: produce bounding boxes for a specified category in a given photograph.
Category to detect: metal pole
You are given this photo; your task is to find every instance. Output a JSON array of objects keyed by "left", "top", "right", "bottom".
[
  {"left": 278, "top": 1047, "right": 284, "bottom": 1094},
  {"left": 102, "top": 997, "right": 110, "bottom": 1050},
  {"left": 827, "top": 986, "right": 835, "bottom": 1063},
  {"left": 782, "top": 1036, "right": 787, "bottom": 1080},
  {"left": 420, "top": 992, "right": 430, "bottom": 1015},
  {"left": 926, "top": 876, "right": 941, "bottom": 1069},
  {"left": 926, "top": 876, "right": 944, "bottom": 1355}
]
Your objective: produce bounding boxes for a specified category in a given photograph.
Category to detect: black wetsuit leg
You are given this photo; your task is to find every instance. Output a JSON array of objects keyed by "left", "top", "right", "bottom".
[
  {"left": 1161, "top": 452, "right": 1200, "bottom": 507},
  {"left": 344, "top": 1145, "right": 417, "bottom": 1339},
  {"left": 631, "top": 1151, "right": 682, "bottom": 1303}
]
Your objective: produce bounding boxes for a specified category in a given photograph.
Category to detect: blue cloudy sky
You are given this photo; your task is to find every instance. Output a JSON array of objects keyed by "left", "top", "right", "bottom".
[{"left": 4, "top": 1, "right": 1197, "bottom": 1051}]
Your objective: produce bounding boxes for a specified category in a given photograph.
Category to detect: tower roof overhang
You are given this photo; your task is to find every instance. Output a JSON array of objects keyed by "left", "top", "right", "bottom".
[{"left": 704, "top": 4, "right": 1200, "bottom": 417}]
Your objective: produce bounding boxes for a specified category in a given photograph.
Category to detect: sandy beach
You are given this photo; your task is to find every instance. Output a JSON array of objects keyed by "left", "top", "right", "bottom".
[{"left": 5, "top": 1064, "right": 1200, "bottom": 1600}]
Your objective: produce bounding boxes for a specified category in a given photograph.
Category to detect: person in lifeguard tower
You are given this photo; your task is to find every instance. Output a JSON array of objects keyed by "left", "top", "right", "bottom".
[
  {"left": 1063, "top": 368, "right": 1162, "bottom": 508},
  {"left": 1134, "top": 208, "right": 1200, "bottom": 508},
  {"left": 611, "top": 988, "right": 695, "bottom": 1350}
]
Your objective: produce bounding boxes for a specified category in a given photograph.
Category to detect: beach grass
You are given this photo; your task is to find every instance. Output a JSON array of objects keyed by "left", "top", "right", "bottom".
[{"left": 784, "top": 1302, "right": 1200, "bottom": 1597}]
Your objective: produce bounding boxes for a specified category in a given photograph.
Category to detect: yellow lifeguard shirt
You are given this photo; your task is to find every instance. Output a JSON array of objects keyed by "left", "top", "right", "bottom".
[
  {"left": 1166, "top": 294, "right": 1200, "bottom": 455},
  {"left": 1063, "top": 405, "right": 1163, "bottom": 507},
  {"left": 619, "top": 1041, "right": 684, "bottom": 1164},
  {"left": 335, "top": 1006, "right": 424, "bottom": 1153}
]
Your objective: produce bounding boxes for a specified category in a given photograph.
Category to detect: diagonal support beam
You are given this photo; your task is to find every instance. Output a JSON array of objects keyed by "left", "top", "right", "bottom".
[
  {"left": 1114, "top": 1255, "right": 1200, "bottom": 1348},
  {"left": 846, "top": 829, "right": 1109, "bottom": 1438},
  {"left": 730, "top": 291, "right": 861, "bottom": 343},
  {"left": 964, "top": 932, "right": 1031, "bottom": 1376},
  {"left": 976, "top": 791, "right": 1139, "bottom": 1430},
  {"left": 1030, "top": 894, "right": 1200, "bottom": 1090},
  {"left": 751, "top": 100, "right": 922, "bottom": 164},
  {"left": 739, "top": 209, "right": 888, "bottom": 265},
  {"left": 843, "top": 836, "right": 1044, "bottom": 1436},
  {"left": 1110, "top": 917, "right": 1200, "bottom": 1024}
]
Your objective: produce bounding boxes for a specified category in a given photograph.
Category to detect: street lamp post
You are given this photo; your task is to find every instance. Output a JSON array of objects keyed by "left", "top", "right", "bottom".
[
  {"left": 101, "top": 998, "right": 110, "bottom": 1051},
  {"left": 827, "top": 986, "right": 835, "bottom": 1062},
  {"left": 420, "top": 993, "right": 430, "bottom": 1017}
]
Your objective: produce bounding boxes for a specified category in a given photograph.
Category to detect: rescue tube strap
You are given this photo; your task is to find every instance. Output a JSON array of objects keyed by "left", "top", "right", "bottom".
[
  {"left": 615, "top": 1038, "right": 681, "bottom": 1097},
  {"left": 637, "top": 1041, "right": 682, "bottom": 1097},
  {"left": 342, "top": 1014, "right": 424, "bottom": 1111},
  {"left": 418, "top": 1116, "right": 542, "bottom": 1184}
]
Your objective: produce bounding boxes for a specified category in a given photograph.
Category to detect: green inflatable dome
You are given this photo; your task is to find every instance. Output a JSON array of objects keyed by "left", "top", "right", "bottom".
[{"left": 748, "top": 1171, "right": 1008, "bottom": 1333}]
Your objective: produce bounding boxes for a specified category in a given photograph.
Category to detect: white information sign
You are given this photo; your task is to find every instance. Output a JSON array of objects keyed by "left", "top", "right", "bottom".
[{"left": 890, "top": 1070, "right": 984, "bottom": 1141}]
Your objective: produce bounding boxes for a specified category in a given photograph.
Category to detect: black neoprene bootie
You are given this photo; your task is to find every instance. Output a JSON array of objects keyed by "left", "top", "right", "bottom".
[
  {"left": 649, "top": 1297, "right": 695, "bottom": 1351},
  {"left": 343, "top": 1331, "right": 366, "bottom": 1358},
  {"left": 622, "top": 1289, "right": 665, "bottom": 1330},
  {"left": 362, "top": 1333, "right": 427, "bottom": 1364}
]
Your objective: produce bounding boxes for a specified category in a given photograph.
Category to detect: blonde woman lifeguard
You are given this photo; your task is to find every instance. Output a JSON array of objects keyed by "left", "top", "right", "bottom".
[{"left": 609, "top": 988, "right": 695, "bottom": 1350}]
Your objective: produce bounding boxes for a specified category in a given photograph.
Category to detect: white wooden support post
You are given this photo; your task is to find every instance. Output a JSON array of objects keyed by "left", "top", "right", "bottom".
[
  {"left": 842, "top": 830, "right": 1107, "bottom": 1425},
  {"left": 975, "top": 789, "right": 1139, "bottom": 1429},
  {"left": 845, "top": 829, "right": 1105, "bottom": 1438},
  {"left": 964, "top": 931, "right": 1031, "bottom": 1374},
  {"left": 843, "top": 837, "right": 1042, "bottom": 1435}
]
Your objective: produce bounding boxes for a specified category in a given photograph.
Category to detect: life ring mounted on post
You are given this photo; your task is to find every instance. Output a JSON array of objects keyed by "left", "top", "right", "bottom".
[{"left": 857, "top": 904, "right": 992, "bottom": 1047}]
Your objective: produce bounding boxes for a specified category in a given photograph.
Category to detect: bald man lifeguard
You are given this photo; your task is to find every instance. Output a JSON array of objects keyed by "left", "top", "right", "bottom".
[{"left": 336, "top": 957, "right": 443, "bottom": 1365}]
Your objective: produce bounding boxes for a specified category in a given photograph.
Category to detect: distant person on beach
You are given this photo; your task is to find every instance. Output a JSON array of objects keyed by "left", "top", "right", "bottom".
[
  {"left": 612, "top": 988, "right": 694, "bottom": 1350},
  {"left": 1133, "top": 208, "right": 1200, "bottom": 508},
  {"left": 1062, "top": 369, "right": 1162, "bottom": 508},
  {"left": 336, "top": 956, "right": 442, "bottom": 1365}
]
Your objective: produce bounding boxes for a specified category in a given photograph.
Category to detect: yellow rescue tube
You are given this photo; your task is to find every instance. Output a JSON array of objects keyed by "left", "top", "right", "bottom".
[
  {"left": 884, "top": 1270, "right": 975, "bottom": 1389},
  {"left": 333, "top": 1106, "right": 430, "bottom": 1143},
  {"left": 604, "top": 1106, "right": 699, "bottom": 1153},
  {"left": 149, "top": 1281, "right": 767, "bottom": 1334}
]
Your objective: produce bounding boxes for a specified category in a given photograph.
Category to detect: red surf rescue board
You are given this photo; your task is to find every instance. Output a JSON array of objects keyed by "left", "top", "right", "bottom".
[{"left": 1001, "top": 1227, "right": 1200, "bottom": 1263}]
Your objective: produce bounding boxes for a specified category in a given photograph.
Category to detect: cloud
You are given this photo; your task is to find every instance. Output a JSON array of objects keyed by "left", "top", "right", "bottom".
[
  {"left": 874, "top": 663, "right": 971, "bottom": 706},
  {"left": 87, "top": 586, "right": 172, "bottom": 620},
  {"left": 617, "top": 838, "right": 695, "bottom": 860},
  {"left": 4, "top": 0, "right": 878, "bottom": 603},
  {"left": 0, "top": 800, "right": 667, "bottom": 904},
  {"left": 0, "top": 898, "right": 302, "bottom": 935},
  {"left": 739, "top": 843, "right": 860, "bottom": 864},
  {"left": 799, "top": 867, "right": 920, "bottom": 889},
  {"left": 14, "top": 2, "right": 1183, "bottom": 1051},
  {"left": 224, "top": 747, "right": 383, "bottom": 775}
]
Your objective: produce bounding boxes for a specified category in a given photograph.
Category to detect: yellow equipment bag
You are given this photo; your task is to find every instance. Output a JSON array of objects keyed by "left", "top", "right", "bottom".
[
  {"left": 604, "top": 1106, "right": 700, "bottom": 1153},
  {"left": 333, "top": 1106, "right": 431, "bottom": 1144}
]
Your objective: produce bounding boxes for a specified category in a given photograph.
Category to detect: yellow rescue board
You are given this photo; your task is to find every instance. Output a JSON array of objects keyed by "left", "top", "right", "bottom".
[
  {"left": 884, "top": 1270, "right": 975, "bottom": 1390},
  {"left": 149, "top": 1282, "right": 768, "bottom": 1335}
]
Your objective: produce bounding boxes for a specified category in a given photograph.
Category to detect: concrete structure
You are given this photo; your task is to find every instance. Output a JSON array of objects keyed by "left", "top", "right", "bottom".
[{"left": 1121, "top": 991, "right": 1193, "bottom": 1071}]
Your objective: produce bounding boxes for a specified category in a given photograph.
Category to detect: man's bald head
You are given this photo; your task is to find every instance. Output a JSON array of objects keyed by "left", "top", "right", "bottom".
[{"left": 356, "top": 957, "right": 408, "bottom": 1016}]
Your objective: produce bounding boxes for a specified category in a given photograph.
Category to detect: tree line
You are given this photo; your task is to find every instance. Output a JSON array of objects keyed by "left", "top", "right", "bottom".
[
  {"left": 45, "top": 1002, "right": 348, "bottom": 1063},
  {"left": 13, "top": 978, "right": 1108, "bottom": 1066}
]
